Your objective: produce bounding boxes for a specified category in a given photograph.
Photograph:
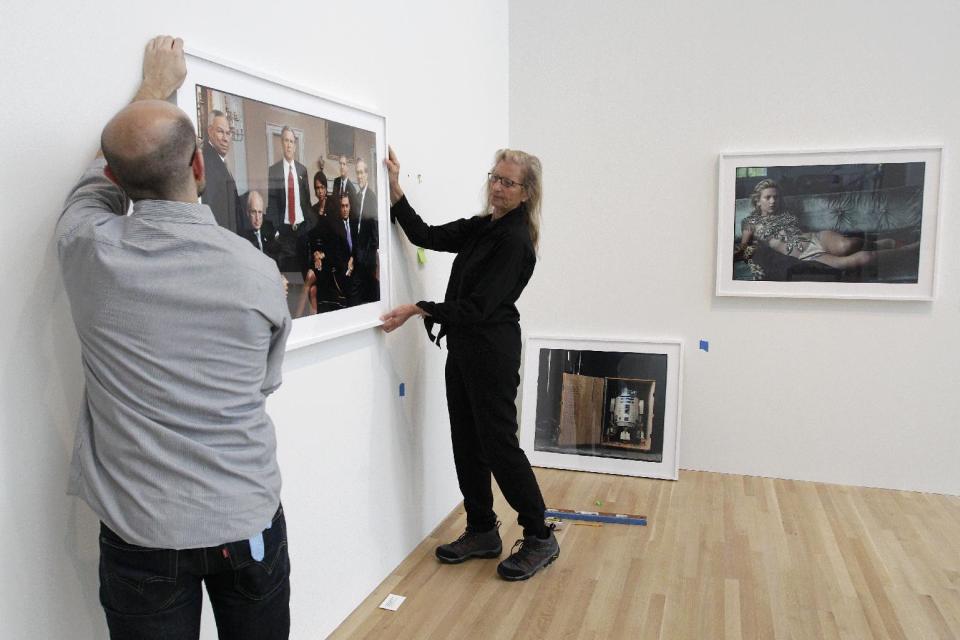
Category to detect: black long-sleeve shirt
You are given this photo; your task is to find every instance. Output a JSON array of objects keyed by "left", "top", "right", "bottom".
[{"left": 391, "top": 195, "right": 535, "bottom": 354}]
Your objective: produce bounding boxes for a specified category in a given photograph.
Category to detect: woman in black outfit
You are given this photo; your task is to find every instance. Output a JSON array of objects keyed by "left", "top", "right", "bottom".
[{"left": 381, "top": 147, "right": 558, "bottom": 581}]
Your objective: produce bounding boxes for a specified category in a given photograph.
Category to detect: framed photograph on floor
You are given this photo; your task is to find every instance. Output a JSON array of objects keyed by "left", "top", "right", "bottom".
[
  {"left": 178, "top": 50, "right": 390, "bottom": 349},
  {"left": 520, "top": 337, "right": 683, "bottom": 480},
  {"left": 716, "top": 147, "right": 942, "bottom": 300}
]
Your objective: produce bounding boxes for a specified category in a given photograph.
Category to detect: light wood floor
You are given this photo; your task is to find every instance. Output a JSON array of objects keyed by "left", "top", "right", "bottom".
[{"left": 330, "top": 468, "right": 960, "bottom": 639}]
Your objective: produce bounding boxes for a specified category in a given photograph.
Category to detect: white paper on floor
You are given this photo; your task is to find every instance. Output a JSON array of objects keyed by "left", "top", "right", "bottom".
[{"left": 379, "top": 594, "right": 406, "bottom": 611}]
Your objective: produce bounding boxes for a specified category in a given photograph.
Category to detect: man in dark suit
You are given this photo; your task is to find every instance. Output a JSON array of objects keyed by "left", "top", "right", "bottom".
[
  {"left": 241, "top": 191, "right": 278, "bottom": 264},
  {"left": 266, "top": 126, "right": 311, "bottom": 272},
  {"left": 352, "top": 158, "right": 380, "bottom": 304},
  {"left": 332, "top": 154, "right": 357, "bottom": 207},
  {"left": 312, "top": 193, "right": 359, "bottom": 307},
  {"left": 201, "top": 110, "right": 242, "bottom": 234}
]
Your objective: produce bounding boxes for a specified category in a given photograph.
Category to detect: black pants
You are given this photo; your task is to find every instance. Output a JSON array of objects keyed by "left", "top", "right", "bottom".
[
  {"left": 445, "top": 343, "right": 547, "bottom": 538},
  {"left": 98, "top": 506, "right": 290, "bottom": 640}
]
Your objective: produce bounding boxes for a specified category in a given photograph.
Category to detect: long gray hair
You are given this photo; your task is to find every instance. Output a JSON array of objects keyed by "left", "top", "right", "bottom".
[{"left": 485, "top": 148, "right": 543, "bottom": 252}]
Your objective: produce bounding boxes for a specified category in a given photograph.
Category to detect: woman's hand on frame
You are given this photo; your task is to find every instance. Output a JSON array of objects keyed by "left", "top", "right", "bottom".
[
  {"left": 380, "top": 303, "right": 423, "bottom": 333},
  {"left": 386, "top": 146, "right": 405, "bottom": 206}
]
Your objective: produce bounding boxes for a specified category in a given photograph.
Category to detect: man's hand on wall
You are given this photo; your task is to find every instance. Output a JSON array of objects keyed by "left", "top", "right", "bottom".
[{"left": 135, "top": 35, "right": 187, "bottom": 101}]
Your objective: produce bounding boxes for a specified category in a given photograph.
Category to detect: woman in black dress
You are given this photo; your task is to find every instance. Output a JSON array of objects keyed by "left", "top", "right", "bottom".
[{"left": 381, "top": 147, "right": 558, "bottom": 581}]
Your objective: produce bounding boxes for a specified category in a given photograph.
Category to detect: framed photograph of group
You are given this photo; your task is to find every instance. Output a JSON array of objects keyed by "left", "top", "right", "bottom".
[
  {"left": 178, "top": 50, "right": 390, "bottom": 349},
  {"left": 715, "top": 146, "right": 942, "bottom": 300},
  {"left": 519, "top": 337, "right": 683, "bottom": 480}
]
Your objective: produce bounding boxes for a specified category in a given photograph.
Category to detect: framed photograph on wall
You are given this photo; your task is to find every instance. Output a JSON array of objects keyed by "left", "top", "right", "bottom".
[
  {"left": 178, "top": 50, "right": 390, "bottom": 349},
  {"left": 519, "top": 337, "right": 683, "bottom": 480},
  {"left": 716, "top": 147, "right": 942, "bottom": 300}
]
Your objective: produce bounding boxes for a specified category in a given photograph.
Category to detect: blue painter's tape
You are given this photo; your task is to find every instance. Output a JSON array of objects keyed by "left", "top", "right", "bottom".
[
  {"left": 699, "top": 340, "right": 709, "bottom": 352},
  {"left": 249, "top": 521, "right": 271, "bottom": 561},
  {"left": 399, "top": 383, "right": 405, "bottom": 397},
  {"left": 544, "top": 509, "right": 646, "bottom": 526},
  {"left": 249, "top": 533, "right": 264, "bottom": 561}
]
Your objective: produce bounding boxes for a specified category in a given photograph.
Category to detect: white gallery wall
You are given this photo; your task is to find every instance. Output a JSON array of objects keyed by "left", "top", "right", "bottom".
[
  {"left": 0, "top": 1, "right": 506, "bottom": 638},
  {"left": 510, "top": 0, "right": 960, "bottom": 495}
]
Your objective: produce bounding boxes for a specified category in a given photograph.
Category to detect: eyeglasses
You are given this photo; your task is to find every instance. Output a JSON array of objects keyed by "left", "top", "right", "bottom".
[
  {"left": 187, "top": 140, "right": 198, "bottom": 167},
  {"left": 488, "top": 172, "right": 525, "bottom": 190}
]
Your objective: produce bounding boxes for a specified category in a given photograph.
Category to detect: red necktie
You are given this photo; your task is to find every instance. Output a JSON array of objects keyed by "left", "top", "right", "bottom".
[{"left": 287, "top": 166, "right": 295, "bottom": 225}]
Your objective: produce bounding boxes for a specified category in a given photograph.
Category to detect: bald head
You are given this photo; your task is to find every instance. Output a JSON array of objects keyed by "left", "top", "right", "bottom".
[
  {"left": 101, "top": 100, "right": 198, "bottom": 201},
  {"left": 247, "top": 191, "right": 265, "bottom": 229}
]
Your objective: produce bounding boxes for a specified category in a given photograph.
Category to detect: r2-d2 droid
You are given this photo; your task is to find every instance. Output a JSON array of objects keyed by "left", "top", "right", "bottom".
[{"left": 608, "top": 385, "right": 645, "bottom": 444}]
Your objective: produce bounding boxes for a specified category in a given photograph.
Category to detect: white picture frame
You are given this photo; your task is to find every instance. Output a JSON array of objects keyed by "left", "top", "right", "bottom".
[
  {"left": 716, "top": 146, "right": 942, "bottom": 300},
  {"left": 179, "top": 50, "right": 391, "bottom": 350},
  {"left": 520, "top": 336, "right": 683, "bottom": 480}
]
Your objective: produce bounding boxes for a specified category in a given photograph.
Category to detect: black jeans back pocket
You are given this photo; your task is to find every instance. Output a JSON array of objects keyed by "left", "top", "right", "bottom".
[
  {"left": 98, "top": 523, "right": 182, "bottom": 615},
  {"left": 225, "top": 509, "right": 290, "bottom": 601}
]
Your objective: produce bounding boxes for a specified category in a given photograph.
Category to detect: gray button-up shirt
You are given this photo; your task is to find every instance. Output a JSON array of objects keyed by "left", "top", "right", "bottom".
[{"left": 57, "top": 159, "right": 291, "bottom": 549}]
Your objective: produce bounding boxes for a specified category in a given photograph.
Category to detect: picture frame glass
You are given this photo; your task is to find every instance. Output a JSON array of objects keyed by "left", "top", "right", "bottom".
[
  {"left": 178, "top": 52, "right": 390, "bottom": 349},
  {"left": 715, "top": 147, "right": 941, "bottom": 300},
  {"left": 520, "top": 337, "right": 683, "bottom": 480}
]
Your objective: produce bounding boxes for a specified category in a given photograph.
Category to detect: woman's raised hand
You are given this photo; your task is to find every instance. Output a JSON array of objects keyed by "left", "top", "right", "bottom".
[{"left": 386, "top": 146, "right": 404, "bottom": 205}]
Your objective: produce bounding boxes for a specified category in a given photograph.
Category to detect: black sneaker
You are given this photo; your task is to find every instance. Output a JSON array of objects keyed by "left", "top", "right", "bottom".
[
  {"left": 496, "top": 526, "right": 560, "bottom": 581},
  {"left": 435, "top": 522, "right": 502, "bottom": 564}
]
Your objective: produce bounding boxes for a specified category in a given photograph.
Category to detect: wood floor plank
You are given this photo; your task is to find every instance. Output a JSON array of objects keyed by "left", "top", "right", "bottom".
[{"left": 328, "top": 469, "right": 960, "bottom": 640}]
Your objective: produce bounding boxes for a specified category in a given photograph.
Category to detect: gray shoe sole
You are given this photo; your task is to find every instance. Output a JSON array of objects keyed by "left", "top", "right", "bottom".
[
  {"left": 436, "top": 546, "right": 503, "bottom": 564},
  {"left": 496, "top": 550, "right": 560, "bottom": 581}
]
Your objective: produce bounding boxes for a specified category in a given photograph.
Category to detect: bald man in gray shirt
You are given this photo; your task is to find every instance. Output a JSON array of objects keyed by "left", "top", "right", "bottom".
[{"left": 56, "top": 37, "right": 291, "bottom": 640}]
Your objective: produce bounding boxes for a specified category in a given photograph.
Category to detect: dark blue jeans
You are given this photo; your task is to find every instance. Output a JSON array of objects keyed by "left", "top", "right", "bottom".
[{"left": 98, "top": 505, "right": 290, "bottom": 640}]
